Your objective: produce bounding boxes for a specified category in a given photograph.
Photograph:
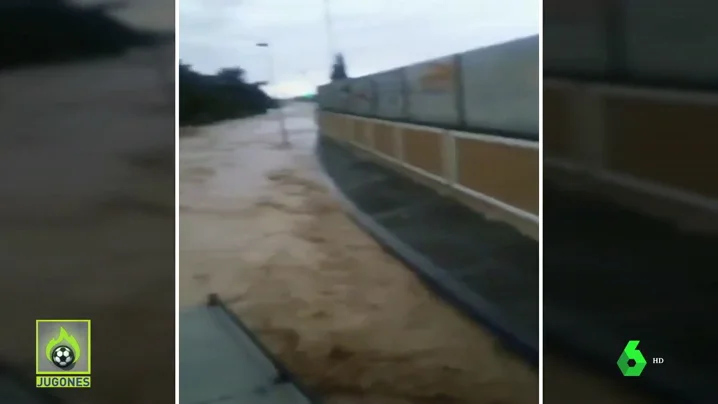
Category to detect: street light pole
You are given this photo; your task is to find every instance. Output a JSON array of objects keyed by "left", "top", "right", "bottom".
[
  {"left": 256, "top": 42, "right": 290, "bottom": 147},
  {"left": 322, "top": 0, "right": 335, "bottom": 68}
]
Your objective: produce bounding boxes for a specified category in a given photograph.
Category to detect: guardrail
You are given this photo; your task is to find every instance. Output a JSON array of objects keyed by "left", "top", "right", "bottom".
[
  {"left": 317, "top": 112, "right": 539, "bottom": 236},
  {"left": 543, "top": 78, "right": 718, "bottom": 222}
]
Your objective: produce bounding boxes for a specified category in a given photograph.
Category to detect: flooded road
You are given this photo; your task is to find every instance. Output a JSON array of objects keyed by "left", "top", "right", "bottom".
[{"left": 179, "top": 104, "right": 538, "bottom": 404}]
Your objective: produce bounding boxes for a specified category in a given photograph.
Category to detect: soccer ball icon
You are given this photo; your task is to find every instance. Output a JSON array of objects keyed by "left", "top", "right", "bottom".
[{"left": 51, "top": 346, "right": 75, "bottom": 369}]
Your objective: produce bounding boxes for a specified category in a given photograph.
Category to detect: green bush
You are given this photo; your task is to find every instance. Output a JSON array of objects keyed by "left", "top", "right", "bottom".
[{"left": 179, "top": 63, "right": 277, "bottom": 126}]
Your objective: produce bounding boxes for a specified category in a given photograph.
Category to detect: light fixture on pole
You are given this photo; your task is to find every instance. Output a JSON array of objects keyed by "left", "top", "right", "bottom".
[
  {"left": 256, "top": 42, "right": 289, "bottom": 147},
  {"left": 322, "top": 0, "right": 335, "bottom": 71}
]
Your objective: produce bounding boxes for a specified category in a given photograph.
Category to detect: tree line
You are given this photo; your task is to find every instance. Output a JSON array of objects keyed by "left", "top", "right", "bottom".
[
  {"left": 178, "top": 51, "right": 349, "bottom": 126},
  {"left": 0, "top": 0, "right": 170, "bottom": 71},
  {"left": 178, "top": 63, "right": 277, "bottom": 126}
]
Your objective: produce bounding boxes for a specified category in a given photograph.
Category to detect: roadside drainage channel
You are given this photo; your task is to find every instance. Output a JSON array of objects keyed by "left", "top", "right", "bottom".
[{"left": 316, "top": 135, "right": 539, "bottom": 366}]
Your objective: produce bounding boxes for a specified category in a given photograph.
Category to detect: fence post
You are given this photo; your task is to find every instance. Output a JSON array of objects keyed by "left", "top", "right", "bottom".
[
  {"left": 604, "top": 0, "right": 627, "bottom": 79},
  {"left": 369, "top": 78, "right": 378, "bottom": 118},
  {"left": 453, "top": 53, "right": 467, "bottom": 130},
  {"left": 400, "top": 67, "right": 411, "bottom": 121}
]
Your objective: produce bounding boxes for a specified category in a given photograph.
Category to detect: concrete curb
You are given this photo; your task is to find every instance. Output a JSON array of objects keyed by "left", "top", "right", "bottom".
[
  {"left": 206, "top": 294, "right": 324, "bottom": 404},
  {"left": 315, "top": 137, "right": 539, "bottom": 367},
  {"left": 314, "top": 136, "right": 710, "bottom": 403}
]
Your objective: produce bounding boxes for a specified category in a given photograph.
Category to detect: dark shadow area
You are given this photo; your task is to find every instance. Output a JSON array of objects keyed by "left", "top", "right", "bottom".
[
  {"left": 543, "top": 182, "right": 718, "bottom": 403},
  {"left": 0, "top": 0, "right": 171, "bottom": 71},
  {"left": 0, "top": 1, "right": 175, "bottom": 403},
  {"left": 179, "top": 63, "right": 277, "bottom": 126},
  {"left": 543, "top": 1, "right": 718, "bottom": 401},
  {"left": 0, "top": 362, "right": 63, "bottom": 403},
  {"left": 316, "top": 136, "right": 539, "bottom": 364}
]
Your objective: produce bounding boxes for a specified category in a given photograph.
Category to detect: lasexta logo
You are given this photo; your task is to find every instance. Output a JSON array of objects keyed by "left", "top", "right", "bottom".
[{"left": 617, "top": 340, "right": 647, "bottom": 376}]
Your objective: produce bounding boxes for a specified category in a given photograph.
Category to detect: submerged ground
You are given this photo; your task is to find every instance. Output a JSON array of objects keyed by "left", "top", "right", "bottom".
[
  {"left": 179, "top": 103, "right": 660, "bottom": 404},
  {"left": 179, "top": 104, "right": 539, "bottom": 404}
]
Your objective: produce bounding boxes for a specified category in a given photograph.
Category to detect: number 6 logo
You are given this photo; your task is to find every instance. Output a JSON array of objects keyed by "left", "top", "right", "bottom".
[{"left": 617, "top": 340, "right": 647, "bottom": 376}]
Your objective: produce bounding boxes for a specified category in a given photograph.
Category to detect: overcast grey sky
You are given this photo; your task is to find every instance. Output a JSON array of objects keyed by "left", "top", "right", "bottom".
[{"left": 179, "top": 0, "right": 538, "bottom": 97}]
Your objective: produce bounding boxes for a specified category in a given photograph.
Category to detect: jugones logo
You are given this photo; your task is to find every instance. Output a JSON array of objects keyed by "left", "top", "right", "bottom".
[
  {"left": 36, "top": 319, "right": 92, "bottom": 389},
  {"left": 46, "top": 327, "right": 81, "bottom": 370}
]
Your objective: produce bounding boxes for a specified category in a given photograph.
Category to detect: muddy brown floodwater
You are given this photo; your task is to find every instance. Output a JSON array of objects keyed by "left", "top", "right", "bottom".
[
  {"left": 180, "top": 104, "right": 539, "bottom": 404},
  {"left": 0, "top": 47, "right": 174, "bottom": 404}
]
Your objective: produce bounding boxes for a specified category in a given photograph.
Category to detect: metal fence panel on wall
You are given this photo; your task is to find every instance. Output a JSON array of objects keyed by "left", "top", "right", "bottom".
[
  {"left": 623, "top": 0, "right": 718, "bottom": 84},
  {"left": 543, "top": 0, "right": 609, "bottom": 74},
  {"left": 316, "top": 84, "right": 330, "bottom": 109},
  {"left": 405, "top": 55, "right": 460, "bottom": 126},
  {"left": 318, "top": 83, "right": 331, "bottom": 109},
  {"left": 343, "top": 77, "right": 375, "bottom": 116},
  {"left": 334, "top": 79, "right": 355, "bottom": 112},
  {"left": 373, "top": 68, "right": 406, "bottom": 120},
  {"left": 461, "top": 36, "right": 539, "bottom": 137},
  {"left": 319, "top": 82, "right": 342, "bottom": 111}
]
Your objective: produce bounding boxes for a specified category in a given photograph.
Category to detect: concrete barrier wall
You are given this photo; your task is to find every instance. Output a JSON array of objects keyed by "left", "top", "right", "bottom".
[
  {"left": 542, "top": 0, "right": 609, "bottom": 75},
  {"left": 461, "top": 37, "right": 539, "bottom": 134},
  {"left": 373, "top": 68, "right": 405, "bottom": 119},
  {"left": 319, "top": 112, "right": 539, "bottom": 237},
  {"left": 316, "top": 37, "right": 539, "bottom": 236},
  {"left": 317, "top": 35, "right": 539, "bottom": 141},
  {"left": 544, "top": 80, "right": 718, "bottom": 221},
  {"left": 543, "top": 0, "right": 718, "bottom": 87},
  {"left": 405, "top": 55, "right": 460, "bottom": 125},
  {"left": 622, "top": 1, "right": 718, "bottom": 82},
  {"left": 542, "top": 0, "right": 718, "bottom": 224}
]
